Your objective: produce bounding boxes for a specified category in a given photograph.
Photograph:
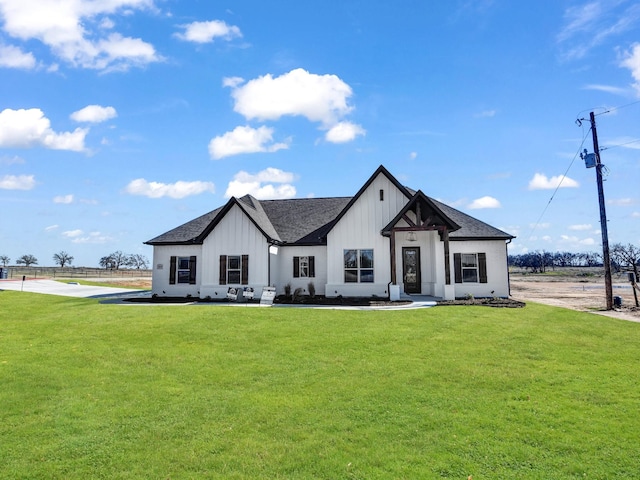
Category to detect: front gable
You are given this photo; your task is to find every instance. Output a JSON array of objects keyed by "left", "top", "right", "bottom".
[
  {"left": 381, "top": 190, "right": 460, "bottom": 238},
  {"left": 327, "top": 165, "right": 412, "bottom": 237}
]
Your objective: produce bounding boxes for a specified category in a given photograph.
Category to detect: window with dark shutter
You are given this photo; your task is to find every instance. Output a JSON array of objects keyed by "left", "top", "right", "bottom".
[
  {"left": 293, "top": 256, "right": 314, "bottom": 278},
  {"left": 293, "top": 256, "right": 300, "bottom": 278},
  {"left": 189, "top": 256, "right": 197, "bottom": 284},
  {"left": 169, "top": 256, "right": 177, "bottom": 285},
  {"left": 309, "top": 256, "right": 315, "bottom": 278},
  {"left": 219, "top": 255, "right": 227, "bottom": 285},
  {"left": 454, "top": 253, "right": 487, "bottom": 283},
  {"left": 241, "top": 254, "right": 249, "bottom": 285},
  {"left": 454, "top": 253, "right": 462, "bottom": 284},
  {"left": 478, "top": 253, "right": 488, "bottom": 284}
]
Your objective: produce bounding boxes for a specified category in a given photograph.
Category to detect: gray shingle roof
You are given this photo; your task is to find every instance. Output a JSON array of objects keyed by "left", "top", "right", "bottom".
[
  {"left": 145, "top": 206, "right": 224, "bottom": 245},
  {"left": 145, "top": 167, "right": 514, "bottom": 246},
  {"left": 431, "top": 199, "right": 514, "bottom": 240}
]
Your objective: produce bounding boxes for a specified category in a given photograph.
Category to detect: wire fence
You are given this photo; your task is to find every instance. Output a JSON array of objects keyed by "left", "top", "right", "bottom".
[{"left": 0, "top": 266, "right": 152, "bottom": 280}]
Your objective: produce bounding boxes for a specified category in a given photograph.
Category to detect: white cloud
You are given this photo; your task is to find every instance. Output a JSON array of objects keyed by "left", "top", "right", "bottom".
[
  {"left": 44, "top": 224, "right": 59, "bottom": 232},
  {"left": 208, "top": 125, "right": 289, "bottom": 160},
  {"left": 223, "top": 76, "right": 244, "bottom": 88},
  {"left": 53, "top": 194, "right": 74, "bottom": 204},
  {"left": 225, "top": 167, "right": 297, "bottom": 200},
  {"left": 62, "top": 230, "right": 112, "bottom": 244},
  {"left": 228, "top": 68, "right": 354, "bottom": 126},
  {"left": 620, "top": 43, "right": 640, "bottom": 94},
  {"left": 0, "top": 154, "right": 25, "bottom": 165},
  {"left": 0, "top": 0, "right": 161, "bottom": 71},
  {"left": 528, "top": 173, "right": 579, "bottom": 190},
  {"left": 175, "top": 20, "right": 242, "bottom": 43},
  {"left": 409, "top": 152, "right": 418, "bottom": 160},
  {"left": 560, "top": 234, "right": 596, "bottom": 246},
  {"left": 468, "top": 196, "right": 501, "bottom": 209},
  {"left": 124, "top": 178, "right": 215, "bottom": 199},
  {"left": 0, "top": 174, "right": 35, "bottom": 190},
  {"left": 557, "top": 2, "right": 640, "bottom": 61},
  {"left": 62, "top": 229, "right": 83, "bottom": 238},
  {"left": 583, "top": 84, "right": 630, "bottom": 96},
  {"left": 632, "top": 211, "right": 640, "bottom": 218},
  {"left": 0, "top": 108, "right": 87, "bottom": 151},
  {"left": 70, "top": 105, "right": 117, "bottom": 123},
  {"left": 474, "top": 109, "right": 496, "bottom": 118},
  {"left": 0, "top": 43, "right": 36, "bottom": 69},
  {"left": 325, "top": 121, "right": 366, "bottom": 143},
  {"left": 569, "top": 223, "right": 592, "bottom": 231}
]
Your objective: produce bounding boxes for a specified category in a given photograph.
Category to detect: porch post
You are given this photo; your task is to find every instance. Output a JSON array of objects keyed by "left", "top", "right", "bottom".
[
  {"left": 443, "top": 228, "right": 451, "bottom": 285},
  {"left": 390, "top": 229, "right": 397, "bottom": 284}
]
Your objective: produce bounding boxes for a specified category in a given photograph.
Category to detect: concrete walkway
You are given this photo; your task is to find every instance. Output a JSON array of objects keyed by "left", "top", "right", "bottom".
[{"left": 0, "top": 278, "right": 148, "bottom": 299}]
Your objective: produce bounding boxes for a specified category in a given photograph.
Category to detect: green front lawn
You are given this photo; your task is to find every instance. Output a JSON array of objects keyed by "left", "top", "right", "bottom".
[{"left": 1, "top": 292, "right": 639, "bottom": 479}]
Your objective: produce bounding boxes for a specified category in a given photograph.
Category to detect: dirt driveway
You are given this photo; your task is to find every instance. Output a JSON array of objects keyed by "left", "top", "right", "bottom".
[{"left": 510, "top": 274, "right": 640, "bottom": 322}]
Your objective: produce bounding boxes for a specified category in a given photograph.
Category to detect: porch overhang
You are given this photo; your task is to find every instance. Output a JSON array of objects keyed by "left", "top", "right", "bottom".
[{"left": 382, "top": 191, "right": 460, "bottom": 287}]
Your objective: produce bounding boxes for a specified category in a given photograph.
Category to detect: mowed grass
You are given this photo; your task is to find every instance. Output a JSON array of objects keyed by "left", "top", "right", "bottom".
[{"left": 1, "top": 293, "right": 640, "bottom": 479}]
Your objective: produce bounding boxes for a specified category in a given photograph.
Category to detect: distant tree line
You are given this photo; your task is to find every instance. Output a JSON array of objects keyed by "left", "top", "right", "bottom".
[
  {"left": 99, "top": 251, "right": 149, "bottom": 270},
  {"left": 509, "top": 243, "right": 640, "bottom": 278},
  {"left": 0, "top": 251, "right": 149, "bottom": 269}
]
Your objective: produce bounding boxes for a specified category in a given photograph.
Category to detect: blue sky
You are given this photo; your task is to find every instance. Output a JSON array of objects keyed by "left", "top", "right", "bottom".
[{"left": 1, "top": 0, "right": 639, "bottom": 267}]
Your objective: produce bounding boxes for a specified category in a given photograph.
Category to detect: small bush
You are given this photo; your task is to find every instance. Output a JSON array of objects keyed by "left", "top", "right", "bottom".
[
  {"left": 284, "top": 283, "right": 292, "bottom": 297},
  {"left": 307, "top": 281, "right": 316, "bottom": 298}
]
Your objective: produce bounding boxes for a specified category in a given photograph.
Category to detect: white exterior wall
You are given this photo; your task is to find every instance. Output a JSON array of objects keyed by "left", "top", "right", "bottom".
[
  {"left": 151, "top": 244, "right": 202, "bottom": 297},
  {"left": 199, "top": 204, "right": 269, "bottom": 300},
  {"left": 326, "top": 174, "right": 408, "bottom": 297},
  {"left": 450, "top": 239, "right": 510, "bottom": 298},
  {"left": 271, "top": 245, "right": 328, "bottom": 296}
]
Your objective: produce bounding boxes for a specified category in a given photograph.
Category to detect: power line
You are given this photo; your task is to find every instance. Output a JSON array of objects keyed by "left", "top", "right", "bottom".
[
  {"left": 524, "top": 127, "right": 591, "bottom": 244},
  {"left": 600, "top": 137, "right": 640, "bottom": 151},
  {"left": 595, "top": 98, "right": 640, "bottom": 116}
]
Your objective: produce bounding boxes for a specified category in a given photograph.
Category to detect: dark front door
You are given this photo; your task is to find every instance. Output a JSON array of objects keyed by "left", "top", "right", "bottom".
[{"left": 402, "top": 247, "right": 421, "bottom": 294}]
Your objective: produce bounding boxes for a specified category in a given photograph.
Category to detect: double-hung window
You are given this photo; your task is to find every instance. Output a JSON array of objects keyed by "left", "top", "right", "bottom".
[
  {"left": 169, "top": 255, "right": 197, "bottom": 285},
  {"left": 227, "top": 256, "right": 241, "bottom": 284},
  {"left": 344, "top": 249, "right": 374, "bottom": 283},
  {"left": 454, "top": 253, "right": 488, "bottom": 284},
  {"left": 293, "top": 256, "right": 315, "bottom": 278},
  {"left": 461, "top": 254, "right": 479, "bottom": 283},
  {"left": 219, "top": 255, "right": 249, "bottom": 285}
]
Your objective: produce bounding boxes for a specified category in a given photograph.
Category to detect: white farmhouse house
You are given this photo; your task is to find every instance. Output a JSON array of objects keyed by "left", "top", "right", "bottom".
[{"left": 145, "top": 165, "right": 514, "bottom": 301}]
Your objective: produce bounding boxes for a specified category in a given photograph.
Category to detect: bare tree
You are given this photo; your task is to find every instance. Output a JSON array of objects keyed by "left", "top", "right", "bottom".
[
  {"left": 16, "top": 254, "right": 38, "bottom": 267},
  {"left": 99, "top": 255, "right": 115, "bottom": 269},
  {"left": 0, "top": 255, "right": 9, "bottom": 266},
  {"left": 127, "top": 254, "right": 149, "bottom": 269},
  {"left": 611, "top": 243, "right": 640, "bottom": 280},
  {"left": 53, "top": 251, "right": 74, "bottom": 268},
  {"left": 100, "top": 251, "right": 129, "bottom": 269}
]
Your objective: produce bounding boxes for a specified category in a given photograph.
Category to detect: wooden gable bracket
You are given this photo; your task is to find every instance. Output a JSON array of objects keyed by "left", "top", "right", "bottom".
[{"left": 401, "top": 214, "right": 416, "bottom": 227}]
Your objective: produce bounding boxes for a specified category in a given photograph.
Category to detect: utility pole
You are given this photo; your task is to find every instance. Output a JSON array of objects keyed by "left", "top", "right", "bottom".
[{"left": 589, "top": 111, "right": 614, "bottom": 310}]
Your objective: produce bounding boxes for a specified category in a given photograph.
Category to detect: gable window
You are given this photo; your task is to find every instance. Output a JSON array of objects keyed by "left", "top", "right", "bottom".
[
  {"left": 454, "top": 253, "right": 487, "bottom": 284},
  {"left": 294, "top": 256, "right": 315, "bottom": 278},
  {"left": 219, "top": 255, "right": 249, "bottom": 285},
  {"left": 344, "top": 249, "right": 374, "bottom": 283},
  {"left": 169, "top": 256, "right": 197, "bottom": 285}
]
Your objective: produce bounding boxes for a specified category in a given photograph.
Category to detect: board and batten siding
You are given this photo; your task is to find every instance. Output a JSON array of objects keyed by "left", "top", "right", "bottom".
[
  {"left": 326, "top": 173, "right": 409, "bottom": 297},
  {"left": 200, "top": 204, "right": 269, "bottom": 299},
  {"left": 151, "top": 244, "right": 202, "bottom": 297}
]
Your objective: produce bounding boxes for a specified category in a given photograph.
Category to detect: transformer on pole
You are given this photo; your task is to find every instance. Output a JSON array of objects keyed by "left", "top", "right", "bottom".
[{"left": 580, "top": 112, "right": 613, "bottom": 310}]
